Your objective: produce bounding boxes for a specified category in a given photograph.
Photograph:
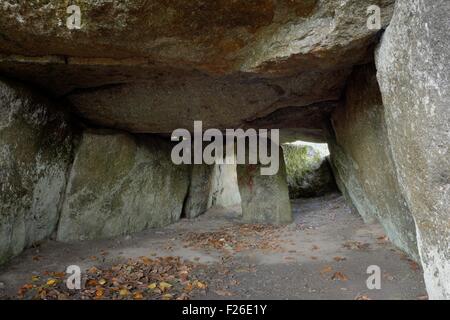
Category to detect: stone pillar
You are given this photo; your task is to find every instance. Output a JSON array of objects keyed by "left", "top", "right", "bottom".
[
  {"left": 209, "top": 163, "right": 242, "bottom": 209},
  {"left": 0, "top": 78, "right": 72, "bottom": 264},
  {"left": 57, "top": 130, "right": 190, "bottom": 242},
  {"left": 237, "top": 147, "right": 292, "bottom": 225}
]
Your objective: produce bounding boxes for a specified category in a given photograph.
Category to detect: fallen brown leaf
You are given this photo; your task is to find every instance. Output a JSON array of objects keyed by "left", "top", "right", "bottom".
[
  {"left": 331, "top": 272, "right": 349, "bottom": 281},
  {"left": 321, "top": 266, "right": 333, "bottom": 274},
  {"left": 162, "top": 293, "right": 173, "bottom": 300},
  {"left": 95, "top": 288, "right": 104, "bottom": 298},
  {"left": 333, "top": 256, "right": 346, "bottom": 262},
  {"left": 46, "top": 279, "right": 58, "bottom": 286},
  {"left": 133, "top": 292, "right": 144, "bottom": 300}
]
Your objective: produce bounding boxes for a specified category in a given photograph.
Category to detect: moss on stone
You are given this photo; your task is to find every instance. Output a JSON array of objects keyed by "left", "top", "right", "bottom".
[
  {"left": 56, "top": 130, "right": 190, "bottom": 242},
  {"left": 0, "top": 78, "right": 73, "bottom": 264},
  {"left": 283, "top": 144, "right": 335, "bottom": 199}
]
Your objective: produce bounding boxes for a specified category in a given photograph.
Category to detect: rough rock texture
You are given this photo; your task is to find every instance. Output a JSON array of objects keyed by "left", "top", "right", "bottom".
[
  {"left": 0, "top": 2, "right": 447, "bottom": 301},
  {"left": 376, "top": 0, "right": 450, "bottom": 299},
  {"left": 283, "top": 144, "right": 336, "bottom": 199},
  {"left": 0, "top": 78, "right": 72, "bottom": 263},
  {"left": 237, "top": 148, "right": 292, "bottom": 224},
  {"left": 247, "top": 102, "right": 339, "bottom": 143},
  {"left": 0, "top": 0, "right": 394, "bottom": 142},
  {"left": 328, "top": 64, "right": 419, "bottom": 260},
  {"left": 57, "top": 130, "right": 190, "bottom": 242},
  {"left": 65, "top": 70, "right": 348, "bottom": 140},
  {"left": 209, "top": 163, "right": 242, "bottom": 209},
  {"left": 0, "top": 0, "right": 394, "bottom": 73},
  {"left": 183, "top": 164, "right": 215, "bottom": 219}
]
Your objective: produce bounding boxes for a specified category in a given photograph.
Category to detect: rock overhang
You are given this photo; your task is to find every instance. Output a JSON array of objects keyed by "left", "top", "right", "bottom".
[{"left": 0, "top": 0, "right": 395, "bottom": 142}]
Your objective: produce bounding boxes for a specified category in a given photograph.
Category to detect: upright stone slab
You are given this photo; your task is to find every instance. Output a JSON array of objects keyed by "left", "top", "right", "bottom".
[
  {"left": 0, "top": 78, "right": 72, "bottom": 264},
  {"left": 57, "top": 130, "right": 190, "bottom": 242},
  {"left": 376, "top": 0, "right": 450, "bottom": 299},
  {"left": 237, "top": 147, "right": 292, "bottom": 224},
  {"left": 328, "top": 64, "right": 419, "bottom": 260},
  {"left": 209, "top": 163, "right": 242, "bottom": 209},
  {"left": 183, "top": 164, "right": 215, "bottom": 219}
]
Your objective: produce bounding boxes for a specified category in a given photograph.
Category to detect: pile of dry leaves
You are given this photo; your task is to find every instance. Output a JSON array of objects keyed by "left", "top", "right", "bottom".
[
  {"left": 17, "top": 256, "right": 208, "bottom": 300},
  {"left": 183, "top": 224, "right": 285, "bottom": 253}
]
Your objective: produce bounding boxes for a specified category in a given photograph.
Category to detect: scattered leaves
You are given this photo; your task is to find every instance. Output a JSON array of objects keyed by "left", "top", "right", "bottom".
[
  {"left": 16, "top": 256, "right": 208, "bottom": 300},
  {"left": 184, "top": 224, "right": 284, "bottom": 254},
  {"left": 343, "top": 241, "right": 370, "bottom": 251}
]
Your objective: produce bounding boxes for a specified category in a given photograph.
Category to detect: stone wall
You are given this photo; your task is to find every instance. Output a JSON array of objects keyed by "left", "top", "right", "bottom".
[
  {"left": 0, "top": 78, "right": 72, "bottom": 264},
  {"left": 183, "top": 164, "right": 216, "bottom": 219},
  {"left": 237, "top": 147, "right": 292, "bottom": 225},
  {"left": 0, "top": 79, "right": 212, "bottom": 261},
  {"left": 329, "top": 64, "right": 419, "bottom": 260},
  {"left": 328, "top": 0, "right": 450, "bottom": 299},
  {"left": 376, "top": 0, "right": 450, "bottom": 299},
  {"left": 57, "top": 130, "right": 190, "bottom": 242}
]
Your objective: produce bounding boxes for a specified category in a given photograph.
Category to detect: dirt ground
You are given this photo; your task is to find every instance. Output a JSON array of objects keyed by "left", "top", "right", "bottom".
[{"left": 0, "top": 193, "right": 426, "bottom": 300}]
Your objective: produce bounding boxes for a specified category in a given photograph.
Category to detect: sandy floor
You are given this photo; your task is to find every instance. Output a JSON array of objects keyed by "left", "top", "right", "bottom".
[{"left": 0, "top": 193, "right": 426, "bottom": 300}]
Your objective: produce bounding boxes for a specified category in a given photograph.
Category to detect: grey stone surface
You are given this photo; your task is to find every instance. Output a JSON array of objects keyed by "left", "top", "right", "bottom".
[
  {"left": 0, "top": 0, "right": 394, "bottom": 75},
  {"left": 183, "top": 164, "right": 216, "bottom": 219},
  {"left": 57, "top": 130, "right": 190, "bottom": 242},
  {"left": 0, "top": 0, "right": 447, "bottom": 302},
  {"left": 0, "top": 1, "right": 394, "bottom": 142},
  {"left": 376, "top": 0, "right": 450, "bottom": 299},
  {"left": 209, "top": 163, "right": 242, "bottom": 209},
  {"left": 328, "top": 64, "right": 419, "bottom": 261},
  {"left": 0, "top": 78, "right": 72, "bottom": 263},
  {"left": 65, "top": 71, "right": 348, "bottom": 142},
  {"left": 237, "top": 147, "right": 292, "bottom": 224}
]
